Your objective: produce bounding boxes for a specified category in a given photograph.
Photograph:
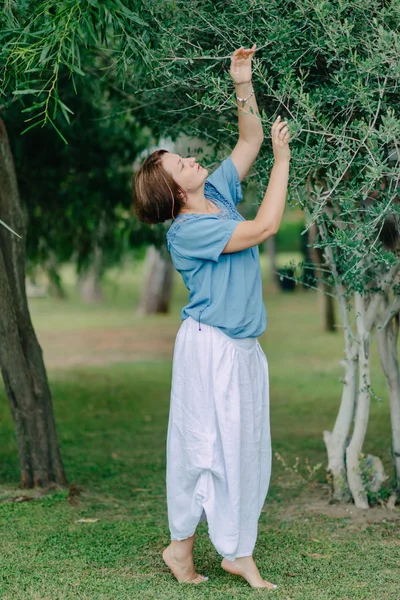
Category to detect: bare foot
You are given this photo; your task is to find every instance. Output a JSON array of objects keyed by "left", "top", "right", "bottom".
[
  {"left": 163, "top": 545, "right": 208, "bottom": 584},
  {"left": 221, "top": 556, "right": 277, "bottom": 589}
]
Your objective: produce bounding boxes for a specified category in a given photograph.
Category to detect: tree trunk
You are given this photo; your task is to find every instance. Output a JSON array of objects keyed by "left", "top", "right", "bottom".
[
  {"left": 321, "top": 285, "right": 336, "bottom": 332},
  {"left": 137, "top": 245, "right": 174, "bottom": 315},
  {"left": 78, "top": 243, "right": 104, "bottom": 303},
  {"left": 309, "top": 222, "right": 336, "bottom": 332},
  {"left": 323, "top": 351, "right": 358, "bottom": 501},
  {"left": 0, "top": 118, "right": 67, "bottom": 489},
  {"left": 346, "top": 293, "right": 371, "bottom": 508},
  {"left": 320, "top": 238, "right": 356, "bottom": 499},
  {"left": 46, "top": 252, "right": 66, "bottom": 299},
  {"left": 376, "top": 295, "right": 400, "bottom": 496}
]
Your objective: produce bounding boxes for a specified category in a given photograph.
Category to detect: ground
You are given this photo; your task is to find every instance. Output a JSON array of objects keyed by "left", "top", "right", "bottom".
[{"left": 0, "top": 256, "right": 399, "bottom": 599}]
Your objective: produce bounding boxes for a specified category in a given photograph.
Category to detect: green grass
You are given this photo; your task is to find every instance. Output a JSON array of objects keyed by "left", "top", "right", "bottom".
[{"left": 0, "top": 256, "right": 399, "bottom": 600}]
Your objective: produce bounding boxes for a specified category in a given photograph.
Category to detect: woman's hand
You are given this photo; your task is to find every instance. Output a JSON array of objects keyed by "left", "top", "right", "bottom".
[
  {"left": 271, "top": 116, "right": 291, "bottom": 163},
  {"left": 230, "top": 44, "right": 256, "bottom": 85}
]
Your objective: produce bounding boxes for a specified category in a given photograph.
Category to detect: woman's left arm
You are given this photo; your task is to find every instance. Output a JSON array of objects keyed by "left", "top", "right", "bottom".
[{"left": 229, "top": 44, "right": 264, "bottom": 182}]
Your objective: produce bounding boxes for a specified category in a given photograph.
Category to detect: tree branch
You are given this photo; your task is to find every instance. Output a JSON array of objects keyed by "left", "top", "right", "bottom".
[{"left": 377, "top": 295, "right": 400, "bottom": 331}]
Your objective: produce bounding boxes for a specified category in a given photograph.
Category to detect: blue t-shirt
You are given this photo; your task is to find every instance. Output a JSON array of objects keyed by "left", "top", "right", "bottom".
[{"left": 166, "top": 156, "right": 267, "bottom": 339}]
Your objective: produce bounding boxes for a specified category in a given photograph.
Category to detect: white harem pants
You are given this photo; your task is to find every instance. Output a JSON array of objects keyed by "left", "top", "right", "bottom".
[{"left": 166, "top": 316, "right": 271, "bottom": 561}]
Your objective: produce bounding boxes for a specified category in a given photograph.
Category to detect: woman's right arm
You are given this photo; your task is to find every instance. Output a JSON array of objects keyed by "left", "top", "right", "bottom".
[{"left": 222, "top": 116, "right": 290, "bottom": 254}]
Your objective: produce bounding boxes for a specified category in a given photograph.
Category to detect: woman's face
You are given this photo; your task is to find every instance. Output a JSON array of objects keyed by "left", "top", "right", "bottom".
[{"left": 162, "top": 153, "right": 208, "bottom": 193}]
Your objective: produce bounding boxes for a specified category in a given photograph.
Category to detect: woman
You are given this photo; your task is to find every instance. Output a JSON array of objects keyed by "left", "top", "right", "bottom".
[{"left": 133, "top": 45, "right": 290, "bottom": 589}]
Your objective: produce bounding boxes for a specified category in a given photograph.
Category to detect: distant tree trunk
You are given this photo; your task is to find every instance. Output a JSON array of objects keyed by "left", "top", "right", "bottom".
[
  {"left": 322, "top": 287, "right": 335, "bottom": 331},
  {"left": 309, "top": 222, "right": 336, "bottom": 332},
  {"left": 137, "top": 245, "right": 174, "bottom": 314},
  {"left": 78, "top": 243, "right": 104, "bottom": 303},
  {"left": 45, "top": 252, "right": 66, "bottom": 299},
  {"left": 0, "top": 118, "right": 67, "bottom": 488},
  {"left": 264, "top": 236, "right": 278, "bottom": 289},
  {"left": 376, "top": 294, "right": 400, "bottom": 496}
]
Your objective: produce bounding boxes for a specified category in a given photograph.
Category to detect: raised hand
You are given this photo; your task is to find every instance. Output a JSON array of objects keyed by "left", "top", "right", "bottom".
[
  {"left": 230, "top": 44, "right": 256, "bottom": 85},
  {"left": 271, "top": 116, "right": 291, "bottom": 163}
]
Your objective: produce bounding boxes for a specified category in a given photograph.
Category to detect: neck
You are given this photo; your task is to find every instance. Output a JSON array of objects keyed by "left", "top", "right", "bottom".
[{"left": 179, "top": 185, "right": 213, "bottom": 215}]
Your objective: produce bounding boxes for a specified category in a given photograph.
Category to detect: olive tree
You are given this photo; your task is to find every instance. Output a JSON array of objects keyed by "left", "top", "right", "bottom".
[{"left": 117, "top": 0, "right": 400, "bottom": 507}]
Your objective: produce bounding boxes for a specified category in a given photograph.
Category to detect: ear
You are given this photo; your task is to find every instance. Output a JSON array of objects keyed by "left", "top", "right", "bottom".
[{"left": 177, "top": 189, "right": 188, "bottom": 201}]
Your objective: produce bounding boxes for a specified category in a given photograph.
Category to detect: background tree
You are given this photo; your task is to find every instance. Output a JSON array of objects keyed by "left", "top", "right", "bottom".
[
  {"left": 0, "top": 1, "right": 164, "bottom": 487},
  {"left": 5, "top": 60, "right": 157, "bottom": 298},
  {"left": 0, "top": 120, "right": 67, "bottom": 488}
]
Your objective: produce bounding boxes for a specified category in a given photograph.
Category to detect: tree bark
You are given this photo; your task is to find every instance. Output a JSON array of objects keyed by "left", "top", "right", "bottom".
[
  {"left": 322, "top": 268, "right": 357, "bottom": 501},
  {"left": 309, "top": 222, "right": 336, "bottom": 332},
  {"left": 0, "top": 118, "right": 67, "bottom": 488},
  {"left": 376, "top": 295, "right": 400, "bottom": 496},
  {"left": 45, "top": 252, "right": 66, "bottom": 299},
  {"left": 323, "top": 352, "right": 357, "bottom": 501},
  {"left": 78, "top": 243, "right": 104, "bottom": 304},
  {"left": 137, "top": 245, "right": 174, "bottom": 315},
  {"left": 346, "top": 293, "right": 371, "bottom": 508},
  {"left": 321, "top": 286, "right": 336, "bottom": 332}
]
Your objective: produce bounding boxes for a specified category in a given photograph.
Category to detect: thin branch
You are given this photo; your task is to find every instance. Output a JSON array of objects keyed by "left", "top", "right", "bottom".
[
  {"left": 377, "top": 295, "right": 400, "bottom": 330},
  {"left": 365, "top": 293, "right": 383, "bottom": 331},
  {"left": 365, "top": 264, "right": 400, "bottom": 330},
  {"left": 319, "top": 220, "right": 359, "bottom": 350},
  {"left": 304, "top": 76, "right": 388, "bottom": 233}
]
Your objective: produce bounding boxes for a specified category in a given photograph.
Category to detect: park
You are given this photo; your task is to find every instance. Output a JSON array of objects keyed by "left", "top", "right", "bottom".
[{"left": 0, "top": 1, "right": 399, "bottom": 599}]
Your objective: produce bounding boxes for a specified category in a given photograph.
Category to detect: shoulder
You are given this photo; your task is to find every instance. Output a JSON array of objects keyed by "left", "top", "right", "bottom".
[
  {"left": 167, "top": 214, "right": 239, "bottom": 262},
  {"left": 166, "top": 214, "right": 220, "bottom": 251},
  {"left": 205, "top": 156, "right": 243, "bottom": 207}
]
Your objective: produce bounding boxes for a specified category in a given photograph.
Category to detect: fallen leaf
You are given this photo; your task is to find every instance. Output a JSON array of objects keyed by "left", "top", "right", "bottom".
[
  {"left": 311, "top": 538, "right": 321, "bottom": 543},
  {"left": 111, "top": 452, "right": 119, "bottom": 459},
  {"left": 75, "top": 518, "right": 100, "bottom": 524},
  {"left": 11, "top": 496, "right": 35, "bottom": 503},
  {"left": 309, "top": 553, "right": 328, "bottom": 559}
]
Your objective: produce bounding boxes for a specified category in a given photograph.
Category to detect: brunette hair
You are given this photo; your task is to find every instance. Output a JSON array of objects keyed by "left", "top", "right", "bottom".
[{"left": 132, "top": 149, "right": 187, "bottom": 224}]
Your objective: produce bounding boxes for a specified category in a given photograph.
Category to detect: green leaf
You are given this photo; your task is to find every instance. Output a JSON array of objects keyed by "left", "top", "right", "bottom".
[
  {"left": 112, "top": 0, "right": 148, "bottom": 27},
  {"left": 69, "top": 64, "right": 85, "bottom": 76},
  {"left": 13, "top": 89, "right": 43, "bottom": 96},
  {"left": 45, "top": 116, "right": 69, "bottom": 145}
]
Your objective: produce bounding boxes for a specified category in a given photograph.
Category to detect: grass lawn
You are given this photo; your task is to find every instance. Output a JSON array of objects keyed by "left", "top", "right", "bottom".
[{"left": 0, "top": 255, "right": 399, "bottom": 600}]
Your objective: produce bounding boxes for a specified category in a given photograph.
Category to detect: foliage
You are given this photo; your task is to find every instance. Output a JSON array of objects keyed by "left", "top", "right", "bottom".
[
  {"left": 276, "top": 220, "right": 304, "bottom": 253},
  {"left": 2, "top": 0, "right": 399, "bottom": 284},
  {"left": 358, "top": 453, "right": 393, "bottom": 505},
  {"left": 0, "top": 0, "right": 147, "bottom": 133},
  {"left": 126, "top": 0, "right": 400, "bottom": 297},
  {"left": 1, "top": 8, "right": 166, "bottom": 269}
]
